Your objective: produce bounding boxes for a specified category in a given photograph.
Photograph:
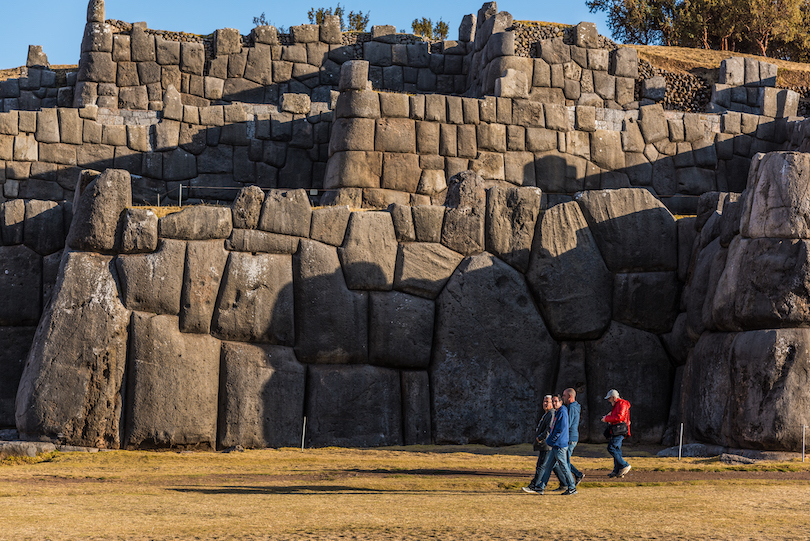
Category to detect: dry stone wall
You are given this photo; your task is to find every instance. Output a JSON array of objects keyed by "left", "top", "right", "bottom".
[{"left": 14, "top": 169, "right": 682, "bottom": 448}]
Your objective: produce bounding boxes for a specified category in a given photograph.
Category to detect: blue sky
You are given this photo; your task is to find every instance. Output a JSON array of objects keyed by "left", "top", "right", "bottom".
[{"left": 0, "top": 0, "right": 609, "bottom": 69}]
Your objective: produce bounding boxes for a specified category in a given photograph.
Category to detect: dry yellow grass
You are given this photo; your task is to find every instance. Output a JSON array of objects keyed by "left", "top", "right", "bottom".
[{"left": 1, "top": 445, "right": 809, "bottom": 540}]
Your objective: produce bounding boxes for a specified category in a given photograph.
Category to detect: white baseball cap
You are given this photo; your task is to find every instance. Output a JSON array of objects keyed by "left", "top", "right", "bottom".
[{"left": 604, "top": 389, "right": 620, "bottom": 399}]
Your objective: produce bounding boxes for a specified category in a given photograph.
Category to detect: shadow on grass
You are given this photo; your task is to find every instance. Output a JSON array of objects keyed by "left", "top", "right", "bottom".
[{"left": 169, "top": 485, "right": 385, "bottom": 495}]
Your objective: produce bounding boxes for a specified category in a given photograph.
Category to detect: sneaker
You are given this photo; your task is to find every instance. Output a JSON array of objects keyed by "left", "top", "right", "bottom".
[
  {"left": 552, "top": 485, "right": 567, "bottom": 491},
  {"left": 521, "top": 486, "right": 538, "bottom": 494},
  {"left": 607, "top": 472, "right": 617, "bottom": 478},
  {"left": 575, "top": 474, "right": 584, "bottom": 486},
  {"left": 561, "top": 488, "right": 578, "bottom": 495},
  {"left": 618, "top": 464, "right": 632, "bottom": 477}
]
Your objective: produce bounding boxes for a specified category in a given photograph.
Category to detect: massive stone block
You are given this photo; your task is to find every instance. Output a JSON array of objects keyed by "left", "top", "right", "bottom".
[
  {"left": 16, "top": 251, "right": 129, "bottom": 448},
  {"left": 712, "top": 236, "right": 810, "bottom": 330},
  {"left": 393, "top": 242, "right": 464, "bottom": 299},
  {"left": 368, "top": 291, "right": 434, "bottom": 368},
  {"left": 258, "top": 189, "right": 312, "bottom": 237},
  {"left": 485, "top": 185, "right": 543, "bottom": 273},
  {"left": 66, "top": 168, "right": 132, "bottom": 252},
  {"left": 218, "top": 342, "right": 306, "bottom": 449},
  {"left": 125, "top": 313, "right": 220, "bottom": 448},
  {"left": 526, "top": 201, "right": 612, "bottom": 340},
  {"left": 306, "top": 365, "right": 402, "bottom": 447},
  {"left": 116, "top": 239, "right": 186, "bottom": 315},
  {"left": 294, "top": 239, "right": 368, "bottom": 363},
  {"left": 231, "top": 185, "right": 266, "bottom": 230},
  {"left": 338, "top": 211, "right": 397, "bottom": 290},
  {"left": 431, "top": 253, "right": 559, "bottom": 445},
  {"left": 576, "top": 188, "right": 677, "bottom": 272},
  {"left": 584, "top": 321, "right": 674, "bottom": 443},
  {"left": 401, "top": 370, "right": 431, "bottom": 445},
  {"left": 0, "top": 244, "right": 42, "bottom": 325},
  {"left": 158, "top": 206, "right": 233, "bottom": 240},
  {"left": 212, "top": 252, "right": 294, "bottom": 345},
  {"left": 740, "top": 152, "right": 810, "bottom": 239},
  {"left": 612, "top": 272, "right": 680, "bottom": 333},
  {"left": 0, "top": 326, "right": 36, "bottom": 426},
  {"left": 180, "top": 241, "right": 228, "bottom": 334}
]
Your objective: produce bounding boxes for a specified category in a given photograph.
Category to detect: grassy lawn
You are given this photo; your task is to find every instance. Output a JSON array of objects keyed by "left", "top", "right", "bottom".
[{"left": 2, "top": 444, "right": 809, "bottom": 539}]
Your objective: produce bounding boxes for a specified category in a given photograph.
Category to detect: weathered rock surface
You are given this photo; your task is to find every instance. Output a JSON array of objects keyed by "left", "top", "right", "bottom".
[
  {"left": 120, "top": 207, "right": 158, "bottom": 253},
  {"left": 431, "top": 253, "right": 559, "bottom": 445},
  {"left": 441, "top": 170, "right": 486, "bottom": 255},
  {"left": 310, "top": 205, "right": 351, "bottom": 246},
  {"left": 612, "top": 272, "right": 680, "bottom": 333},
  {"left": 232, "top": 185, "right": 265, "bottom": 229},
  {"left": 125, "top": 313, "right": 220, "bottom": 448},
  {"left": 16, "top": 251, "right": 129, "bottom": 448},
  {"left": 158, "top": 206, "right": 232, "bottom": 240},
  {"left": 576, "top": 188, "right": 677, "bottom": 272},
  {"left": 212, "top": 252, "right": 294, "bottom": 345},
  {"left": 0, "top": 326, "right": 36, "bottom": 425},
  {"left": 116, "top": 239, "right": 186, "bottom": 315},
  {"left": 338, "top": 211, "right": 398, "bottom": 290},
  {"left": 0, "top": 245, "right": 42, "bottom": 325},
  {"left": 294, "top": 239, "right": 368, "bottom": 363},
  {"left": 225, "top": 229, "right": 300, "bottom": 254},
  {"left": 393, "top": 242, "right": 463, "bottom": 299},
  {"left": 24, "top": 200, "right": 65, "bottom": 256},
  {"left": 584, "top": 321, "right": 674, "bottom": 443},
  {"left": 485, "top": 185, "right": 543, "bottom": 273},
  {"left": 526, "top": 201, "right": 612, "bottom": 340},
  {"left": 258, "top": 188, "right": 312, "bottom": 237},
  {"left": 369, "top": 291, "right": 434, "bottom": 368},
  {"left": 401, "top": 370, "right": 431, "bottom": 445},
  {"left": 740, "top": 152, "right": 810, "bottom": 239},
  {"left": 66, "top": 169, "right": 131, "bottom": 252},
  {"left": 180, "top": 241, "right": 228, "bottom": 334},
  {"left": 306, "top": 365, "right": 402, "bottom": 447},
  {"left": 218, "top": 342, "right": 305, "bottom": 449}
]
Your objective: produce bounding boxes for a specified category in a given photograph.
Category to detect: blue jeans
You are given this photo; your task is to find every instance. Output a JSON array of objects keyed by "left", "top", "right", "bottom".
[
  {"left": 554, "top": 441, "right": 582, "bottom": 480},
  {"left": 531, "top": 449, "right": 563, "bottom": 487},
  {"left": 538, "top": 446, "right": 575, "bottom": 490},
  {"left": 608, "top": 435, "right": 629, "bottom": 473}
]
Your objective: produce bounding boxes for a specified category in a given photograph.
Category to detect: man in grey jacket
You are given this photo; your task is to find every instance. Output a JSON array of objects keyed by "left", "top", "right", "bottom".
[
  {"left": 522, "top": 395, "right": 563, "bottom": 493},
  {"left": 552, "top": 388, "right": 584, "bottom": 488}
]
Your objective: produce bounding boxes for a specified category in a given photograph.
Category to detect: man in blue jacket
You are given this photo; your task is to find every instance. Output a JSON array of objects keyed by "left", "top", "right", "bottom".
[
  {"left": 534, "top": 394, "right": 577, "bottom": 495},
  {"left": 553, "top": 388, "right": 584, "bottom": 488}
]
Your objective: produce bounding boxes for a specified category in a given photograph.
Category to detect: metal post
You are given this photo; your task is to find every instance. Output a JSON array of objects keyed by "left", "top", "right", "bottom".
[
  {"left": 803, "top": 425, "right": 806, "bottom": 463},
  {"left": 678, "top": 422, "right": 684, "bottom": 460},
  {"left": 178, "top": 184, "right": 182, "bottom": 207},
  {"left": 301, "top": 416, "right": 307, "bottom": 452},
  {"left": 156, "top": 193, "right": 160, "bottom": 207}
]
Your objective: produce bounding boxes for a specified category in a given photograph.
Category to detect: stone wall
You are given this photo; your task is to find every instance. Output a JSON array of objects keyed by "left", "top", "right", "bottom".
[{"left": 14, "top": 169, "right": 682, "bottom": 449}]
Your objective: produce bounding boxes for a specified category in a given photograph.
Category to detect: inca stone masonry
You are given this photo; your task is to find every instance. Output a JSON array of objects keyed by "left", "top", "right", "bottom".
[{"left": 2, "top": 0, "right": 810, "bottom": 451}]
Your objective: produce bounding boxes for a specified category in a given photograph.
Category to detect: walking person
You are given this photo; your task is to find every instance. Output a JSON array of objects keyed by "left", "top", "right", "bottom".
[
  {"left": 602, "top": 389, "right": 632, "bottom": 478},
  {"left": 522, "top": 395, "right": 564, "bottom": 493},
  {"left": 552, "top": 388, "right": 584, "bottom": 488},
  {"left": 528, "top": 394, "right": 577, "bottom": 495}
]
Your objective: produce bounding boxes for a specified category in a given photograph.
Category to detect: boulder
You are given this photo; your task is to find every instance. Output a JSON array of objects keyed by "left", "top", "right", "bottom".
[
  {"left": 232, "top": 186, "right": 265, "bottom": 229},
  {"left": 212, "top": 252, "right": 294, "bottom": 345},
  {"left": 575, "top": 188, "right": 677, "bottom": 272},
  {"left": 310, "top": 205, "right": 351, "bottom": 246},
  {"left": 441, "top": 171, "right": 487, "bottom": 255},
  {"left": 1, "top": 200, "right": 25, "bottom": 245},
  {"left": 712, "top": 236, "right": 810, "bottom": 330},
  {"left": 338, "top": 211, "right": 398, "bottom": 290},
  {"left": 740, "top": 152, "right": 810, "bottom": 239},
  {"left": 125, "top": 313, "right": 220, "bottom": 448},
  {"left": 485, "top": 185, "right": 543, "bottom": 273},
  {"left": 258, "top": 189, "right": 312, "bottom": 237},
  {"left": 394, "top": 242, "right": 464, "bottom": 299},
  {"left": 0, "top": 245, "right": 42, "bottom": 325},
  {"left": 389, "top": 203, "right": 416, "bottom": 242},
  {"left": 369, "top": 291, "right": 434, "bottom": 368},
  {"left": 412, "top": 205, "right": 445, "bottom": 243},
  {"left": 66, "top": 168, "right": 131, "bottom": 252},
  {"left": 0, "top": 326, "right": 36, "bottom": 426},
  {"left": 612, "top": 272, "right": 680, "bottom": 334},
  {"left": 306, "top": 365, "right": 402, "bottom": 447},
  {"left": 554, "top": 341, "right": 592, "bottom": 440},
  {"left": 584, "top": 321, "right": 674, "bottom": 443},
  {"left": 116, "top": 239, "right": 186, "bottom": 315},
  {"left": 16, "top": 251, "right": 129, "bottom": 448},
  {"left": 685, "top": 237, "right": 724, "bottom": 337},
  {"left": 661, "top": 312, "right": 691, "bottom": 366},
  {"left": 294, "top": 239, "right": 368, "bottom": 364},
  {"left": 158, "top": 206, "right": 232, "bottom": 240},
  {"left": 431, "top": 253, "right": 559, "bottom": 445},
  {"left": 526, "top": 201, "right": 613, "bottom": 340},
  {"left": 218, "top": 342, "right": 305, "bottom": 449},
  {"left": 179, "top": 241, "right": 228, "bottom": 334},
  {"left": 401, "top": 370, "right": 431, "bottom": 445},
  {"left": 119, "top": 207, "right": 158, "bottom": 254}
]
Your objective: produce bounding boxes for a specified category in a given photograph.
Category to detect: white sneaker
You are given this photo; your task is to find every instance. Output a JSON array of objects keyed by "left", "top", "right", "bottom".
[
  {"left": 618, "top": 464, "right": 632, "bottom": 477},
  {"left": 522, "top": 486, "right": 538, "bottom": 494}
]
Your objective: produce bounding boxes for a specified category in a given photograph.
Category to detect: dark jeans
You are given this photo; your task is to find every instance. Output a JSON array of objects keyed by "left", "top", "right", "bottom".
[
  {"left": 538, "top": 446, "right": 575, "bottom": 491},
  {"left": 530, "top": 449, "right": 563, "bottom": 487},
  {"left": 553, "top": 441, "right": 582, "bottom": 480},
  {"left": 607, "top": 435, "right": 630, "bottom": 473}
]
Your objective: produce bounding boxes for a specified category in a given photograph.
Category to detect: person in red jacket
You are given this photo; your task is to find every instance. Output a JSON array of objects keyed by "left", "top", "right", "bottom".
[{"left": 601, "top": 389, "right": 632, "bottom": 478}]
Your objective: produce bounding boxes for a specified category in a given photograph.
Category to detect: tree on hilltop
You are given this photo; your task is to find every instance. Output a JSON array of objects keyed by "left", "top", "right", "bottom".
[
  {"left": 411, "top": 17, "right": 449, "bottom": 40},
  {"left": 308, "top": 4, "right": 370, "bottom": 31}
]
